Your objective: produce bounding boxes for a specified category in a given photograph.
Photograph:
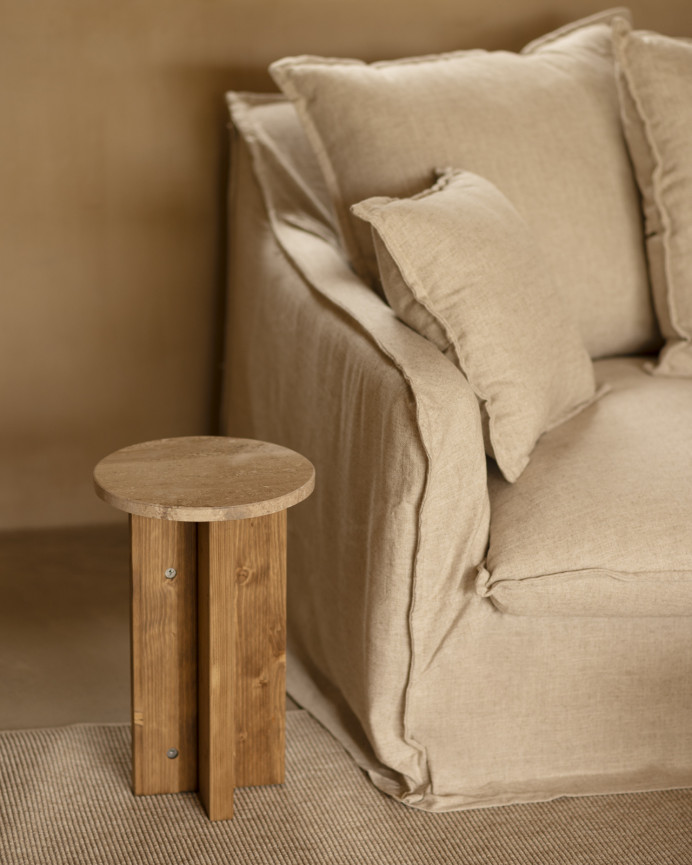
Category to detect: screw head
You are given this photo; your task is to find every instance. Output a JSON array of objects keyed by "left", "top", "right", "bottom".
[
  {"left": 164, "top": 568, "right": 177, "bottom": 580},
  {"left": 166, "top": 748, "right": 179, "bottom": 759}
]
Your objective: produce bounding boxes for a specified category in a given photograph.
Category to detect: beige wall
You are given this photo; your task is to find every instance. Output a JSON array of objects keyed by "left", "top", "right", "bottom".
[{"left": 1, "top": 0, "right": 689, "bottom": 528}]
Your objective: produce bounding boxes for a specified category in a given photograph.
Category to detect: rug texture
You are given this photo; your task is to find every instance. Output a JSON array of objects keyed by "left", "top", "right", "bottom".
[{"left": 1, "top": 710, "right": 691, "bottom": 865}]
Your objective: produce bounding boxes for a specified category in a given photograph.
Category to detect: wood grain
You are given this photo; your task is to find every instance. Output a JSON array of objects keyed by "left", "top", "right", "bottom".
[
  {"left": 197, "top": 521, "right": 236, "bottom": 820},
  {"left": 130, "top": 515, "right": 197, "bottom": 795},
  {"left": 233, "top": 510, "right": 286, "bottom": 788},
  {"left": 197, "top": 512, "right": 287, "bottom": 820},
  {"left": 94, "top": 437, "right": 315, "bottom": 522}
]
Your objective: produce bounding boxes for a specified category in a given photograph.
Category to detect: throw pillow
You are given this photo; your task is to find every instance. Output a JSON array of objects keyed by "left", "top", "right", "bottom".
[
  {"left": 352, "top": 169, "right": 598, "bottom": 482},
  {"left": 613, "top": 18, "right": 692, "bottom": 376},
  {"left": 270, "top": 9, "right": 660, "bottom": 360}
]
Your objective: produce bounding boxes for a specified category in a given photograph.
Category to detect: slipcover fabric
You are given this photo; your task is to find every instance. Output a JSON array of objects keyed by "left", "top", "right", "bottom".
[
  {"left": 225, "top": 92, "right": 491, "bottom": 803},
  {"left": 353, "top": 169, "right": 597, "bottom": 482},
  {"left": 224, "top": 92, "right": 692, "bottom": 812},
  {"left": 479, "top": 356, "right": 692, "bottom": 615},
  {"left": 613, "top": 19, "right": 692, "bottom": 376},
  {"left": 269, "top": 9, "right": 660, "bottom": 360}
]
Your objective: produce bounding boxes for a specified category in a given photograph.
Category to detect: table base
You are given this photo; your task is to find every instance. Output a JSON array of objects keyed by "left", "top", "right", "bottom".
[{"left": 129, "top": 511, "right": 287, "bottom": 821}]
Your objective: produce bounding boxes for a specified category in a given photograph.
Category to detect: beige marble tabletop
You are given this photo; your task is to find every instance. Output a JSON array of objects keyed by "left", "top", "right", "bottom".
[{"left": 94, "top": 436, "right": 315, "bottom": 521}]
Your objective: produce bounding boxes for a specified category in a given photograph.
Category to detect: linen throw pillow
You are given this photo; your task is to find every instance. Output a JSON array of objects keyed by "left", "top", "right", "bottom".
[
  {"left": 613, "top": 18, "right": 692, "bottom": 376},
  {"left": 352, "top": 170, "right": 598, "bottom": 483},
  {"left": 270, "top": 9, "right": 660, "bottom": 360}
]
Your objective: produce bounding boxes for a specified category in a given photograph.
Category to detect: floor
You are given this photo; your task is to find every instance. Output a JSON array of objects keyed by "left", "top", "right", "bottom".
[
  {"left": 0, "top": 523, "right": 297, "bottom": 731},
  {"left": 3, "top": 526, "right": 692, "bottom": 865}
]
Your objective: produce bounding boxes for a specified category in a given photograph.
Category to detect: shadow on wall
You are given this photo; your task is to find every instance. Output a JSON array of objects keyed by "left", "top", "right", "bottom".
[{"left": 182, "top": 65, "right": 279, "bottom": 435}]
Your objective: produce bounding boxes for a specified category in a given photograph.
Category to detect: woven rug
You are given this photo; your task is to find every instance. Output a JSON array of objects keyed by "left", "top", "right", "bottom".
[{"left": 1, "top": 711, "right": 691, "bottom": 865}]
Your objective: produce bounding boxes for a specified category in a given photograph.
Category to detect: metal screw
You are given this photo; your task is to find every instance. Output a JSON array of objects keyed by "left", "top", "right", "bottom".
[
  {"left": 166, "top": 748, "right": 179, "bottom": 759},
  {"left": 164, "top": 568, "right": 177, "bottom": 580}
]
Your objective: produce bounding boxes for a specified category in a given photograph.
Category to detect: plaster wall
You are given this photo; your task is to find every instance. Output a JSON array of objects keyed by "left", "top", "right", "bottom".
[{"left": 1, "top": 0, "right": 689, "bottom": 527}]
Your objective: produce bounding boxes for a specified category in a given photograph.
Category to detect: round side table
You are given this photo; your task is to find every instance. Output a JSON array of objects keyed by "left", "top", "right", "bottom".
[{"left": 94, "top": 436, "right": 314, "bottom": 821}]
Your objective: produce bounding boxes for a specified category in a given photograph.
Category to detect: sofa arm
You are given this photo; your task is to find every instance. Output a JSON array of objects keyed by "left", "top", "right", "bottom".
[{"left": 222, "top": 130, "right": 490, "bottom": 801}]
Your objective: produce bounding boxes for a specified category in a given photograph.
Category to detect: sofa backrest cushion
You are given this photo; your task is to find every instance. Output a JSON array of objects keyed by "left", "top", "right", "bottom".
[
  {"left": 613, "top": 19, "right": 692, "bottom": 377},
  {"left": 271, "top": 9, "right": 662, "bottom": 360},
  {"left": 353, "top": 169, "right": 598, "bottom": 483}
]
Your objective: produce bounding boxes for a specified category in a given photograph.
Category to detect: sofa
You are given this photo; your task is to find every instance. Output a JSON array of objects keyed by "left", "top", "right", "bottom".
[{"left": 222, "top": 8, "right": 692, "bottom": 811}]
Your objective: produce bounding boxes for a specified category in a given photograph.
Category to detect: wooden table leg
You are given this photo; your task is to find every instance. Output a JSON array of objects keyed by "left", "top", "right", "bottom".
[
  {"left": 197, "top": 510, "right": 287, "bottom": 821},
  {"left": 129, "top": 515, "right": 198, "bottom": 795}
]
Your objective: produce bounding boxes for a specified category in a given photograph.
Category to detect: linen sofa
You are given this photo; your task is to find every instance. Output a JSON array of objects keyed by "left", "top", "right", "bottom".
[{"left": 222, "top": 8, "right": 692, "bottom": 811}]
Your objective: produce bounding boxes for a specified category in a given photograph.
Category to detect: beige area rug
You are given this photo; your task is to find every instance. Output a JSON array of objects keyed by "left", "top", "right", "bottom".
[{"left": 2, "top": 711, "right": 691, "bottom": 865}]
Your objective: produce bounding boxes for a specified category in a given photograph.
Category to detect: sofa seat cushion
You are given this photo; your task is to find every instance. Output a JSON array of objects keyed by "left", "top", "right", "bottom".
[{"left": 477, "top": 356, "right": 692, "bottom": 616}]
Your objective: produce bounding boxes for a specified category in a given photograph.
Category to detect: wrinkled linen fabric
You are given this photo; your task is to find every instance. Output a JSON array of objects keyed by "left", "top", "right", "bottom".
[
  {"left": 352, "top": 169, "right": 597, "bottom": 482},
  {"left": 224, "top": 92, "right": 692, "bottom": 811},
  {"left": 269, "top": 9, "right": 660, "bottom": 360},
  {"left": 225, "top": 93, "right": 491, "bottom": 804},
  {"left": 479, "top": 357, "right": 692, "bottom": 615},
  {"left": 613, "top": 19, "right": 692, "bottom": 376}
]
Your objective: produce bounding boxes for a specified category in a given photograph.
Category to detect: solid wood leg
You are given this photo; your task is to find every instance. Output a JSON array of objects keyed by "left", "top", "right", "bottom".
[
  {"left": 197, "top": 520, "right": 236, "bottom": 821},
  {"left": 129, "top": 515, "right": 198, "bottom": 795},
  {"left": 233, "top": 510, "right": 287, "bottom": 788},
  {"left": 197, "top": 511, "right": 287, "bottom": 821}
]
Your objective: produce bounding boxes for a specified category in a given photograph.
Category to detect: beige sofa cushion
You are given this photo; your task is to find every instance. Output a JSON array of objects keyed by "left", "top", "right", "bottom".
[
  {"left": 353, "top": 169, "right": 597, "bottom": 482},
  {"left": 478, "top": 357, "right": 692, "bottom": 616},
  {"left": 613, "top": 19, "right": 692, "bottom": 377},
  {"left": 270, "top": 9, "right": 660, "bottom": 359}
]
